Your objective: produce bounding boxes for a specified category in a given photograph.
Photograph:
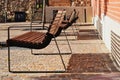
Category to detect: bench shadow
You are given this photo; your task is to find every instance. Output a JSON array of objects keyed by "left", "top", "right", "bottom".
[
  {"left": 77, "top": 29, "right": 99, "bottom": 40},
  {"left": 66, "top": 53, "right": 119, "bottom": 73}
]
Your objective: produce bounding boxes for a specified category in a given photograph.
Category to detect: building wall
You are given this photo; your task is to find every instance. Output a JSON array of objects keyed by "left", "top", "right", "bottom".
[
  {"left": 92, "top": 0, "right": 120, "bottom": 69},
  {"left": 92, "top": 0, "right": 120, "bottom": 50}
]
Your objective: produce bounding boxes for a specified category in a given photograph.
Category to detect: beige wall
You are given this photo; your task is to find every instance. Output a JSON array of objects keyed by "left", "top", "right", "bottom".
[{"left": 45, "top": 6, "right": 93, "bottom": 23}]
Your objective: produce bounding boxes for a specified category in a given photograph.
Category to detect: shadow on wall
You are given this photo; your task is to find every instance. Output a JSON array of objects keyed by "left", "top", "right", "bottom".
[
  {"left": 95, "top": 0, "right": 109, "bottom": 39},
  {"left": 96, "top": 18, "right": 103, "bottom": 39}
]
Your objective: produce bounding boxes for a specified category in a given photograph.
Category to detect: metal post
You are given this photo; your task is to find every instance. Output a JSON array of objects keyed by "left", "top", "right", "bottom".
[
  {"left": 63, "top": 30, "right": 72, "bottom": 53},
  {"left": 5, "top": 0, "right": 7, "bottom": 23},
  {"left": 8, "top": 27, "right": 11, "bottom": 72},
  {"left": 54, "top": 37, "right": 66, "bottom": 70},
  {"left": 42, "top": 0, "right": 45, "bottom": 29},
  {"left": 84, "top": 8, "right": 87, "bottom": 23}
]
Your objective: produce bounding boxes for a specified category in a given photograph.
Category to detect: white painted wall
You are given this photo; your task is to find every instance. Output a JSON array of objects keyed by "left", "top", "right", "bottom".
[{"left": 94, "top": 15, "right": 120, "bottom": 52}]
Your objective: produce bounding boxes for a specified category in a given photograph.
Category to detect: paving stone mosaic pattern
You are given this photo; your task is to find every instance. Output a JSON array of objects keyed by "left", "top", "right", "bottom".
[
  {"left": 67, "top": 54, "right": 118, "bottom": 73},
  {"left": 0, "top": 23, "right": 120, "bottom": 80}
]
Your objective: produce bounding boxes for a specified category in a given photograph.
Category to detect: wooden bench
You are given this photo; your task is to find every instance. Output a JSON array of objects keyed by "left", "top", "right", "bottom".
[
  {"left": 7, "top": 10, "right": 67, "bottom": 73},
  {"left": 60, "top": 9, "right": 79, "bottom": 29},
  {"left": 7, "top": 10, "right": 65, "bottom": 49}
]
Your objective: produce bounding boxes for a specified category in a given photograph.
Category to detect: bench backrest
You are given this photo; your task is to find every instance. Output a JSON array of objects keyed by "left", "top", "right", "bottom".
[
  {"left": 68, "top": 9, "right": 76, "bottom": 23},
  {"left": 48, "top": 10, "right": 66, "bottom": 36}
]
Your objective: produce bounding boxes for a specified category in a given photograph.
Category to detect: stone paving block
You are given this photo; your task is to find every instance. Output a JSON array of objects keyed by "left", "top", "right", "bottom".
[{"left": 0, "top": 23, "right": 119, "bottom": 80}]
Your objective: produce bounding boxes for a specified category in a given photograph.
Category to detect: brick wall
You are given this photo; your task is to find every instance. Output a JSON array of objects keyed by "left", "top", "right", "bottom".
[
  {"left": 92, "top": 0, "right": 120, "bottom": 23},
  {"left": 92, "top": 0, "right": 120, "bottom": 70},
  {"left": 49, "top": 0, "right": 71, "bottom": 6}
]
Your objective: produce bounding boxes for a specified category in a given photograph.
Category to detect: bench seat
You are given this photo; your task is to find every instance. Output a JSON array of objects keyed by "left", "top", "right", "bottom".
[{"left": 7, "top": 32, "right": 53, "bottom": 49}]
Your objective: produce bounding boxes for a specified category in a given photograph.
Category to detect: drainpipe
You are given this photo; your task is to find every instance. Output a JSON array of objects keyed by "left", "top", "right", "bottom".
[{"left": 84, "top": 8, "right": 87, "bottom": 23}]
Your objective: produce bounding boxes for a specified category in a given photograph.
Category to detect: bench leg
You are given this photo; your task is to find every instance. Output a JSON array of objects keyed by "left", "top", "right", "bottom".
[
  {"left": 8, "top": 46, "right": 66, "bottom": 73},
  {"left": 63, "top": 30, "right": 72, "bottom": 54},
  {"left": 8, "top": 46, "right": 11, "bottom": 72},
  {"left": 71, "top": 25, "right": 77, "bottom": 39},
  {"left": 54, "top": 37, "right": 67, "bottom": 70},
  {"left": 31, "top": 38, "right": 71, "bottom": 55}
]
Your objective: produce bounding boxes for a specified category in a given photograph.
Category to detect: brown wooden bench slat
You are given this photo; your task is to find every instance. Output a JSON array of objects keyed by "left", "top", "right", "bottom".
[
  {"left": 34, "top": 34, "right": 46, "bottom": 43},
  {"left": 49, "top": 10, "right": 66, "bottom": 36},
  {"left": 60, "top": 10, "right": 78, "bottom": 30},
  {"left": 24, "top": 32, "right": 45, "bottom": 42},
  {"left": 12, "top": 32, "right": 32, "bottom": 40},
  {"left": 30, "top": 33, "right": 46, "bottom": 43},
  {"left": 12, "top": 32, "right": 35, "bottom": 40},
  {"left": 13, "top": 32, "right": 38, "bottom": 42},
  {"left": 14, "top": 32, "right": 45, "bottom": 44}
]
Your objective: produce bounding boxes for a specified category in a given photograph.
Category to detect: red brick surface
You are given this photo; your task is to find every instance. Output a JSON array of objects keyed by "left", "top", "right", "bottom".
[{"left": 67, "top": 54, "right": 118, "bottom": 73}]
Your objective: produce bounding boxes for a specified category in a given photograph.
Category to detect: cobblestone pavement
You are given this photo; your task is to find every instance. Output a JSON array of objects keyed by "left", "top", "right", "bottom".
[{"left": 0, "top": 22, "right": 119, "bottom": 80}]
